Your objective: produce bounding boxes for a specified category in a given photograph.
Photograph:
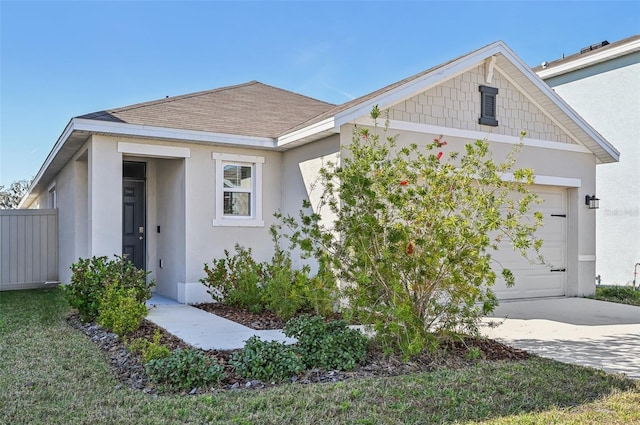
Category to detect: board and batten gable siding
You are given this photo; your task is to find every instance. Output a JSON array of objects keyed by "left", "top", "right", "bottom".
[
  {"left": 0, "top": 209, "right": 58, "bottom": 290},
  {"left": 389, "top": 66, "right": 575, "bottom": 144}
]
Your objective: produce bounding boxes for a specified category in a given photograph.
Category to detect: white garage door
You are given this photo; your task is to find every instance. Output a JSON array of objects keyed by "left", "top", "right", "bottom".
[{"left": 492, "top": 186, "right": 567, "bottom": 300}]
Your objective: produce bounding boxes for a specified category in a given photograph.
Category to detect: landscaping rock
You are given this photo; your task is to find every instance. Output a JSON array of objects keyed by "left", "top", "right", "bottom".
[{"left": 67, "top": 307, "right": 530, "bottom": 396}]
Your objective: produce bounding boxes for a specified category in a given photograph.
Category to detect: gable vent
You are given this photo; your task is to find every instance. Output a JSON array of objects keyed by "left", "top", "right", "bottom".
[{"left": 479, "top": 85, "right": 498, "bottom": 127}]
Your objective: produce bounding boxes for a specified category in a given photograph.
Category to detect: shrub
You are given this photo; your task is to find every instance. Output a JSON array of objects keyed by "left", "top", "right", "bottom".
[
  {"left": 63, "top": 256, "right": 111, "bottom": 322},
  {"left": 97, "top": 276, "right": 148, "bottom": 336},
  {"left": 262, "top": 224, "right": 337, "bottom": 320},
  {"left": 201, "top": 236, "right": 337, "bottom": 319},
  {"left": 594, "top": 286, "right": 640, "bottom": 306},
  {"left": 230, "top": 336, "right": 304, "bottom": 383},
  {"left": 127, "top": 329, "right": 170, "bottom": 364},
  {"left": 281, "top": 106, "right": 543, "bottom": 357},
  {"left": 200, "top": 245, "right": 264, "bottom": 313},
  {"left": 63, "top": 255, "right": 154, "bottom": 322},
  {"left": 145, "top": 348, "right": 225, "bottom": 391},
  {"left": 283, "top": 315, "right": 368, "bottom": 371}
]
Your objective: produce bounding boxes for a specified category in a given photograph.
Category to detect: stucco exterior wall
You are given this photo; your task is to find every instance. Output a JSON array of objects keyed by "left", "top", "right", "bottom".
[
  {"left": 85, "top": 136, "right": 284, "bottom": 302},
  {"left": 88, "top": 136, "right": 123, "bottom": 259},
  {"left": 389, "top": 66, "right": 574, "bottom": 144},
  {"left": 543, "top": 52, "right": 640, "bottom": 285},
  {"left": 154, "top": 158, "right": 186, "bottom": 299},
  {"left": 29, "top": 143, "right": 90, "bottom": 284},
  {"left": 182, "top": 144, "right": 282, "bottom": 286},
  {"left": 281, "top": 135, "right": 340, "bottom": 221}
]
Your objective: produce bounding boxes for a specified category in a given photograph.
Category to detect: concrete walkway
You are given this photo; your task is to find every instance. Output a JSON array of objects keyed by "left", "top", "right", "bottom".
[
  {"left": 146, "top": 296, "right": 295, "bottom": 351},
  {"left": 481, "top": 297, "right": 640, "bottom": 379},
  {"left": 146, "top": 294, "right": 640, "bottom": 379}
]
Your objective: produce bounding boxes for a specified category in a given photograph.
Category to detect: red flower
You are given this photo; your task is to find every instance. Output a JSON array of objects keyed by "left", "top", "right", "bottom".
[
  {"left": 433, "top": 136, "right": 447, "bottom": 147},
  {"left": 436, "top": 152, "right": 443, "bottom": 160},
  {"left": 406, "top": 242, "right": 414, "bottom": 255},
  {"left": 400, "top": 180, "right": 408, "bottom": 186}
]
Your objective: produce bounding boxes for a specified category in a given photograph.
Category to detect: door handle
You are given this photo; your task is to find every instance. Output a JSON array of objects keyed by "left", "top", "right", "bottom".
[
  {"left": 139, "top": 236, "right": 144, "bottom": 241},
  {"left": 550, "top": 268, "right": 566, "bottom": 272}
]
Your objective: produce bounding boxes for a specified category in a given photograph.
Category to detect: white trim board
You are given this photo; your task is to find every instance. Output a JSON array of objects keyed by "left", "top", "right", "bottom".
[
  {"left": 500, "top": 173, "right": 582, "bottom": 188},
  {"left": 277, "top": 117, "right": 336, "bottom": 148},
  {"left": 355, "top": 118, "right": 592, "bottom": 155},
  {"left": 74, "top": 118, "right": 276, "bottom": 149},
  {"left": 578, "top": 255, "right": 596, "bottom": 262},
  {"left": 118, "top": 142, "right": 191, "bottom": 158}
]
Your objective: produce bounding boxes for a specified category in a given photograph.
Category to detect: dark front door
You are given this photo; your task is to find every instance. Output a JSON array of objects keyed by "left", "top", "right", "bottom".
[{"left": 123, "top": 179, "right": 146, "bottom": 271}]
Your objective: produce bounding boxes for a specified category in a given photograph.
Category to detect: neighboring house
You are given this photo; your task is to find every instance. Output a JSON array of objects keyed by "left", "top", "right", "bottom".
[
  {"left": 21, "top": 41, "right": 618, "bottom": 304},
  {"left": 535, "top": 35, "right": 640, "bottom": 286}
]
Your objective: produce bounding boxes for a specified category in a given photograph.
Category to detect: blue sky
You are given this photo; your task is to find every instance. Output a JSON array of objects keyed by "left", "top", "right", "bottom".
[{"left": 1, "top": 1, "right": 638, "bottom": 187}]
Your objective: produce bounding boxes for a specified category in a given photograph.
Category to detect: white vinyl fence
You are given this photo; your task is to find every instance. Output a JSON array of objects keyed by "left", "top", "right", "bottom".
[{"left": 0, "top": 209, "right": 58, "bottom": 290}]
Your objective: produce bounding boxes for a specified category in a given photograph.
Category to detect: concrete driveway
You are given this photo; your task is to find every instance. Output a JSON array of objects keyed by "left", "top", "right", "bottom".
[{"left": 481, "top": 297, "right": 640, "bottom": 379}]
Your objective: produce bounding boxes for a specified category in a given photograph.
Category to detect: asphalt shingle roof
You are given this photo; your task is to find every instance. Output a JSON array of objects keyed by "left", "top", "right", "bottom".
[{"left": 78, "top": 81, "right": 336, "bottom": 139}]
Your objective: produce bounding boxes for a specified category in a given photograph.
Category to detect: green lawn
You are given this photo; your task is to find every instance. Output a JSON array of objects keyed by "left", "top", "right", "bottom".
[
  {"left": 591, "top": 286, "right": 640, "bottom": 307},
  {"left": 1, "top": 288, "right": 638, "bottom": 425}
]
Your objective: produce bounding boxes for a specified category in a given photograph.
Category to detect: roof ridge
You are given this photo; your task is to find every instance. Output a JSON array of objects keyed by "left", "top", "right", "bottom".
[
  {"left": 253, "top": 81, "right": 336, "bottom": 107},
  {"left": 103, "top": 81, "right": 262, "bottom": 115}
]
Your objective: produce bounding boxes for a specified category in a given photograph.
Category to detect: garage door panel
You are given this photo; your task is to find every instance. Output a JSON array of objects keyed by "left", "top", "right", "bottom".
[
  {"left": 493, "top": 271, "right": 565, "bottom": 299},
  {"left": 494, "top": 242, "right": 563, "bottom": 267},
  {"left": 491, "top": 185, "right": 566, "bottom": 299}
]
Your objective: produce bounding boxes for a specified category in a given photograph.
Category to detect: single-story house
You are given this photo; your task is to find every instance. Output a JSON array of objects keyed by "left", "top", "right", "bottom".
[
  {"left": 20, "top": 41, "right": 619, "bottom": 304},
  {"left": 534, "top": 34, "right": 640, "bottom": 286}
]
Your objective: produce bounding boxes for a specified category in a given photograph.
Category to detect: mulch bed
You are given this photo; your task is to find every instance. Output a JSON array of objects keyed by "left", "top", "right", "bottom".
[
  {"left": 192, "top": 303, "right": 344, "bottom": 330},
  {"left": 67, "top": 305, "right": 530, "bottom": 395}
]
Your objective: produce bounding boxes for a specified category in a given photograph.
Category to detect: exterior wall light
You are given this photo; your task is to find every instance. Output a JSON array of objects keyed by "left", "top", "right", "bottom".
[{"left": 585, "top": 195, "right": 600, "bottom": 209}]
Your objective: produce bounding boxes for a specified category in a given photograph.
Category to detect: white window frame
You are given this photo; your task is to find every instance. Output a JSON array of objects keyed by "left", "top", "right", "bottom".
[
  {"left": 212, "top": 152, "right": 264, "bottom": 227},
  {"left": 48, "top": 181, "right": 57, "bottom": 209}
]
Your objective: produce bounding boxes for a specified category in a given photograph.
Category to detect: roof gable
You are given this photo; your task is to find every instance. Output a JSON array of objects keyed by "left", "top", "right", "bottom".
[
  {"left": 280, "top": 41, "right": 619, "bottom": 164},
  {"left": 387, "top": 65, "right": 575, "bottom": 145}
]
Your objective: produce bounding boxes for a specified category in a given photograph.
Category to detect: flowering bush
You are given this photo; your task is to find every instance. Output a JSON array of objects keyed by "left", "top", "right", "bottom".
[{"left": 281, "top": 106, "right": 543, "bottom": 357}]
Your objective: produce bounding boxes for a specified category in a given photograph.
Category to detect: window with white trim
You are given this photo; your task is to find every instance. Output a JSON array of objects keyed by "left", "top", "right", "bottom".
[
  {"left": 48, "top": 183, "right": 57, "bottom": 209},
  {"left": 212, "top": 153, "right": 264, "bottom": 227}
]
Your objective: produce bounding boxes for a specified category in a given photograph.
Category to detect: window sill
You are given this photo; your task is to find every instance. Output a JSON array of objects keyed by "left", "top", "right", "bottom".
[{"left": 212, "top": 218, "right": 265, "bottom": 228}]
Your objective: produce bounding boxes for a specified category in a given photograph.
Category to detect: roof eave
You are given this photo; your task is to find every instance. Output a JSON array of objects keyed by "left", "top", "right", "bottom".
[
  {"left": 494, "top": 43, "right": 620, "bottom": 163},
  {"left": 20, "top": 119, "right": 280, "bottom": 208},
  {"left": 19, "top": 118, "right": 77, "bottom": 208},
  {"left": 276, "top": 117, "right": 337, "bottom": 148},
  {"left": 536, "top": 38, "right": 640, "bottom": 79}
]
